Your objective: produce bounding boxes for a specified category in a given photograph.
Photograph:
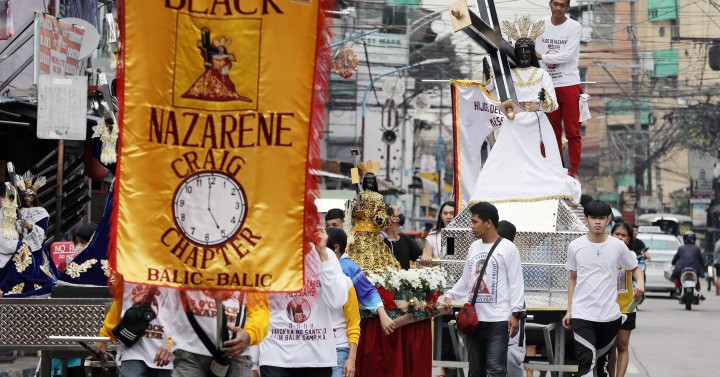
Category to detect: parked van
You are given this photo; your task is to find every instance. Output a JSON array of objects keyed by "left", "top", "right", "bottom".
[
  {"left": 636, "top": 230, "right": 682, "bottom": 295},
  {"left": 637, "top": 213, "right": 693, "bottom": 236}
]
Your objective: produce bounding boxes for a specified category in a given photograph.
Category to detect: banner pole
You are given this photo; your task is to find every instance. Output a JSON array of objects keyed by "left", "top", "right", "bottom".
[{"left": 55, "top": 139, "right": 64, "bottom": 241}]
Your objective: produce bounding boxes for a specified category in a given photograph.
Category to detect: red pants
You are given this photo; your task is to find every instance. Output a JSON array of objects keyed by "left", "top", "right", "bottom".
[
  {"left": 674, "top": 277, "right": 701, "bottom": 291},
  {"left": 547, "top": 84, "right": 583, "bottom": 173}
]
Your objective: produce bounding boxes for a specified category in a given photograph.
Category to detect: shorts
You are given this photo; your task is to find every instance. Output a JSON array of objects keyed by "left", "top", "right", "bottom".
[{"left": 620, "top": 312, "right": 636, "bottom": 331}]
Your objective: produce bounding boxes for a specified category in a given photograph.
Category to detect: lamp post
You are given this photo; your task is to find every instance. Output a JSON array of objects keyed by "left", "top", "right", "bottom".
[{"left": 359, "top": 58, "right": 449, "bottom": 161}]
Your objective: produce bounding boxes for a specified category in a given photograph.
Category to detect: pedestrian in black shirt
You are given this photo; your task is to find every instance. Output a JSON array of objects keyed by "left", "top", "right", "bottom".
[
  {"left": 631, "top": 224, "right": 646, "bottom": 256},
  {"left": 382, "top": 205, "right": 422, "bottom": 269}
]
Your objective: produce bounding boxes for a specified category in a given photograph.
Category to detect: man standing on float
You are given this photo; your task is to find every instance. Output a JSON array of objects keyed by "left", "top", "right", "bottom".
[{"left": 535, "top": 0, "right": 583, "bottom": 180}]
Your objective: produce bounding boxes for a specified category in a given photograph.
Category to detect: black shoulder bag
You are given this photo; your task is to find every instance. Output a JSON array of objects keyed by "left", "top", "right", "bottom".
[{"left": 112, "top": 287, "right": 158, "bottom": 347}]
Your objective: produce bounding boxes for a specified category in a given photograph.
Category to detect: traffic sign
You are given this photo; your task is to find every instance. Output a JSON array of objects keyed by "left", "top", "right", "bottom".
[{"left": 50, "top": 241, "right": 76, "bottom": 271}]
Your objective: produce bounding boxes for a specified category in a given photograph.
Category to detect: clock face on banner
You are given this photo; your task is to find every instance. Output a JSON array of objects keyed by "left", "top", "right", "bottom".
[{"left": 172, "top": 171, "right": 247, "bottom": 247}]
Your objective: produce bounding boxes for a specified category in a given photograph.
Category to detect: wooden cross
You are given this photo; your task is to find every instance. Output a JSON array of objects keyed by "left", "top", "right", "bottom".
[{"left": 449, "top": 0, "right": 517, "bottom": 102}]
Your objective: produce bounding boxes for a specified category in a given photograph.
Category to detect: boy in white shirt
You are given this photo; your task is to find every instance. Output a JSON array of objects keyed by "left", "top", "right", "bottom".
[
  {"left": 535, "top": 0, "right": 583, "bottom": 178},
  {"left": 258, "top": 227, "right": 349, "bottom": 377},
  {"left": 496, "top": 220, "right": 527, "bottom": 377},
  {"left": 171, "top": 289, "right": 268, "bottom": 377},
  {"left": 95, "top": 281, "right": 174, "bottom": 377},
  {"left": 563, "top": 200, "right": 644, "bottom": 377},
  {"left": 442, "top": 202, "right": 525, "bottom": 377}
]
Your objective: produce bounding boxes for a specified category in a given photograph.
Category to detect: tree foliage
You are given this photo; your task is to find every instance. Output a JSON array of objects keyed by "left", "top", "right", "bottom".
[{"left": 676, "top": 102, "right": 720, "bottom": 155}]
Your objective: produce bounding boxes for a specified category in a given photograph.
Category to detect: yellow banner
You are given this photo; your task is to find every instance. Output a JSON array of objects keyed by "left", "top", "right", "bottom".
[{"left": 116, "top": 0, "right": 324, "bottom": 291}]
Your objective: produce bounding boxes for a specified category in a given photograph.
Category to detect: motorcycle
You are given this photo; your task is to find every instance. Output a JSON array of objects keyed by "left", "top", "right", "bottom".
[{"left": 678, "top": 267, "right": 704, "bottom": 310}]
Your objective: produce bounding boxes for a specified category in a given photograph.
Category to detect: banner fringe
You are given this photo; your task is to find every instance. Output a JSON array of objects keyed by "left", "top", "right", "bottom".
[
  {"left": 451, "top": 84, "right": 460, "bottom": 213},
  {"left": 269, "top": 0, "right": 335, "bottom": 312},
  {"left": 107, "top": 2, "right": 127, "bottom": 299}
]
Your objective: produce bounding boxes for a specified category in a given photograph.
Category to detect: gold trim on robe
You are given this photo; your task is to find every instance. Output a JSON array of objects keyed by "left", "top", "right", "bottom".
[
  {"left": 66, "top": 259, "right": 98, "bottom": 279},
  {"left": 12, "top": 244, "right": 32, "bottom": 273}
]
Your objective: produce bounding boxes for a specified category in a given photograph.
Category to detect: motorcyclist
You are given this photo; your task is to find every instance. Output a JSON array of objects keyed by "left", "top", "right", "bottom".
[{"left": 671, "top": 231, "right": 705, "bottom": 296}]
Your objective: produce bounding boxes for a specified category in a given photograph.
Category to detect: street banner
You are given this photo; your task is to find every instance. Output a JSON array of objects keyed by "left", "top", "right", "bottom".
[
  {"left": 115, "top": 0, "right": 330, "bottom": 291},
  {"left": 37, "top": 75, "right": 88, "bottom": 140},
  {"left": 451, "top": 80, "right": 504, "bottom": 210},
  {"left": 33, "top": 13, "right": 85, "bottom": 81}
]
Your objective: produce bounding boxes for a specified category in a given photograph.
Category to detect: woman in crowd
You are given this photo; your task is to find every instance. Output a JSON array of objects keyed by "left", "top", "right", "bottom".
[
  {"left": 419, "top": 201, "right": 455, "bottom": 377},
  {"left": 608, "top": 221, "right": 637, "bottom": 377},
  {"left": 421, "top": 201, "right": 456, "bottom": 262}
]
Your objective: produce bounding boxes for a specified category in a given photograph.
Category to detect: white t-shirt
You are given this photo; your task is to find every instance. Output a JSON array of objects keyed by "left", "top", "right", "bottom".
[
  {"left": 535, "top": 16, "right": 582, "bottom": 88},
  {"left": 259, "top": 248, "right": 348, "bottom": 368},
  {"left": 445, "top": 238, "right": 525, "bottom": 321},
  {"left": 249, "top": 345, "right": 259, "bottom": 371},
  {"left": 565, "top": 235, "right": 638, "bottom": 322},
  {"left": 119, "top": 283, "right": 174, "bottom": 370},
  {"left": 172, "top": 290, "right": 251, "bottom": 357},
  {"left": 425, "top": 231, "right": 444, "bottom": 258},
  {"left": 330, "top": 275, "right": 354, "bottom": 348}
]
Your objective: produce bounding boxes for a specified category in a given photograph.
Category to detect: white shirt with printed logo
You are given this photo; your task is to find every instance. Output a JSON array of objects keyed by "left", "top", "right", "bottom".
[
  {"left": 171, "top": 290, "right": 251, "bottom": 357},
  {"left": 535, "top": 16, "right": 582, "bottom": 88},
  {"left": 259, "top": 248, "right": 349, "bottom": 368},
  {"left": 118, "top": 283, "right": 174, "bottom": 370},
  {"left": 445, "top": 238, "right": 525, "bottom": 322},
  {"left": 565, "top": 235, "right": 638, "bottom": 322}
]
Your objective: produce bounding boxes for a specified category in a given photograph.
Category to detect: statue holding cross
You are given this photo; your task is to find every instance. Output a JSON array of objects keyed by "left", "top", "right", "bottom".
[
  {"left": 443, "top": 3, "right": 583, "bottom": 376},
  {"left": 449, "top": 0, "right": 517, "bottom": 105},
  {"left": 449, "top": 0, "right": 585, "bottom": 178},
  {"left": 449, "top": 1, "right": 581, "bottom": 205}
]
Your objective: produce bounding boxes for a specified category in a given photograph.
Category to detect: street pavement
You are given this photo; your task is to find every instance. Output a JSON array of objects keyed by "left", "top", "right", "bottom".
[
  {"left": 432, "top": 290, "right": 720, "bottom": 377},
  {"left": 0, "top": 353, "right": 37, "bottom": 376},
  {"left": 627, "top": 289, "right": 720, "bottom": 377}
]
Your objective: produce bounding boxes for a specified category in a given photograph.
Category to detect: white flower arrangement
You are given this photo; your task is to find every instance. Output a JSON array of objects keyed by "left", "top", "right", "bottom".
[
  {"left": 364, "top": 267, "right": 448, "bottom": 320},
  {"left": 368, "top": 267, "right": 447, "bottom": 294}
]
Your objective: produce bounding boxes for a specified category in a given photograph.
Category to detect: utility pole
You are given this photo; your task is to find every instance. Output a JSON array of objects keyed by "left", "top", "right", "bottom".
[
  {"left": 436, "top": 86, "right": 445, "bottom": 207},
  {"left": 629, "top": 0, "right": 644, "bottom": 219}
]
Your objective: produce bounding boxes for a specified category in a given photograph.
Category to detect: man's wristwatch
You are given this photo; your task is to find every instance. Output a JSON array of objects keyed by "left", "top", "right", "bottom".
[{"left": 511, "top": 311, "right": 523, "bottom": 319}]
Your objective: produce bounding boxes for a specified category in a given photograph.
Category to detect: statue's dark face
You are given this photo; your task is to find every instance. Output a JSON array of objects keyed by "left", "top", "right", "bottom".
[
  {"left": 23, "top": 193, "right": 35, "bottom": 208},
  {"left": 362, "top": 174, "right": 378, "bottom": 192},
  {"left": 515, "top": 39, "right": 535, "bottom": 68}
]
